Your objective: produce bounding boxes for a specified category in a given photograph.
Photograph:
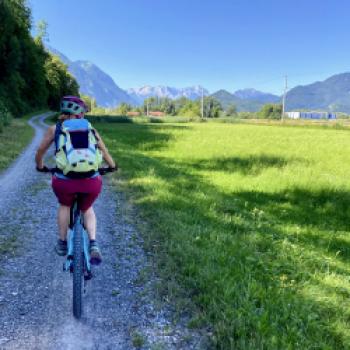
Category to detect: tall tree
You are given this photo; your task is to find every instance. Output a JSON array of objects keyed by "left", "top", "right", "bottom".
[
  {"left": 45, "top": 54, "right": 79, "bottom": 110},
  {"left": 116, "top": 102, "right": 132, "bottom": 115},
  {"left": 226, "top": 104, "right": 237, "bottom": 116},
  {"left": 203, "top": 96, "right": 222, "bottom": 118},
  {"left": 81, "top": 94, "right": 96, "bottom": 112},
  {"left": 0, "top": 0, "right": 79, "bottom": 117},
  {"left": 178, "top": 100, "right": 201, "bottom": 117}
]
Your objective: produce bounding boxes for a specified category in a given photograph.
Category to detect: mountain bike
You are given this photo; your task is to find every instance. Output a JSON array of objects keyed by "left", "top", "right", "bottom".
[{"left": 39, "top": 167, "right": 115, "bottom": 318}]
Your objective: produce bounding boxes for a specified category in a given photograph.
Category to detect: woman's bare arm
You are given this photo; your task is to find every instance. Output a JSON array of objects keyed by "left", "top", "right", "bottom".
[
  {"left": 35, "top": 125, "right": 55, "bottom": 169},
  {"left": 94, "top": 130, "right": 117, "bottom": 169}
]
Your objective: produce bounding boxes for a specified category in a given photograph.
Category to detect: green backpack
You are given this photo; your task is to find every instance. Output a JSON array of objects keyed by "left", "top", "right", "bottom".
[{"left": 55, "top": 119, "right": 102, "bottom": 177}]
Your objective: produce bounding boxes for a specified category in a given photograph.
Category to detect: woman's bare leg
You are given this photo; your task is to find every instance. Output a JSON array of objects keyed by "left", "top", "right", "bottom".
[
  {"left": 83, "top": 207, "right": 96, "bottom": 240},
  {"left": 58, "top": 205, "right": 97, "bottom": 240},
  {"left": 58, "top": 205, "right": 70, "bottom": 240},
  {"left": 83, "top": 206, "right": 101, "bottom": 264}
]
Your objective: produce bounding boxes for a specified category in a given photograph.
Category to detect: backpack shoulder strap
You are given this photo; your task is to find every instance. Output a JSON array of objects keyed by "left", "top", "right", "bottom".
[
  {"left": 90, "top": 128, "right": 100, "bottom": 142},
  {"left": 54, "top": 122, "right": 63, "bottom": 151},
  {"left": 87, "top": 121, "right": 100, "bottom": 142}
]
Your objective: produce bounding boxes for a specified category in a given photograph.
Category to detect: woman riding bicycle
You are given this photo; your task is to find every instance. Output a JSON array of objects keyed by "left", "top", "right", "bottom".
[{"left": 35, "top": 96, "right": 116, "bottom": 264}]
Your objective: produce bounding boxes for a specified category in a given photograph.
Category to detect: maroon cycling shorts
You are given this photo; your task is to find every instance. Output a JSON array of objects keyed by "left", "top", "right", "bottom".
[{"left": 52, "top": 176, "right": 102, "bottom": 212}]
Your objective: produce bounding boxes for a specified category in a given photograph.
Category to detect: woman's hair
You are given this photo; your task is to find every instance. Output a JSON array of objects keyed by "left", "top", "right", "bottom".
[
  {"left": 58, "top": 114, "right": 69, "bottom": 122},
  {"left": 58, "top": 114, "right": 80, "bottom": 122}
]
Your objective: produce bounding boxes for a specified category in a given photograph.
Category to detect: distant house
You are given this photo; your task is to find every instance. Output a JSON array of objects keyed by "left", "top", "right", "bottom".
[
  {"left": 126, "top": 111, "right": 140, "bottom": 117},
  {"left": 286, "top": 111, "right": 336, "bottom": 120},
  {"left": 149, "top": 111, "right": 165, "bottom": 117}
]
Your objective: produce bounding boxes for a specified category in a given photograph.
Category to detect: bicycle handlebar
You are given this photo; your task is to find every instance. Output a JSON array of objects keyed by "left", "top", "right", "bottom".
[
  {"left": 36, "top": 166, "right": 117, "bottom": 175},
  {"left": 98, "top": 167, "right": 117, "bottom": 175}
]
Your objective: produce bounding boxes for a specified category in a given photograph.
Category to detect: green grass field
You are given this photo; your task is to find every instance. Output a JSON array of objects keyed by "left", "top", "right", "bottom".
[
  {"left": 97, "top": 120, "right": 350, "bottom": 349},
  {"left": 0, "top": 117, "right": 34, "bottom": 172}
]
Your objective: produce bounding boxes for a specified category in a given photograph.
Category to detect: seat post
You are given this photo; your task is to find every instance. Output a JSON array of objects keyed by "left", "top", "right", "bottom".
[{"left": 69, "top": 197, "right": 79, "bottom": 229}]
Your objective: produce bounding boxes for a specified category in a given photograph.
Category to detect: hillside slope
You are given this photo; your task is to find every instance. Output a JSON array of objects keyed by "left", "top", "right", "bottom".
[
  {"left": 212, "top": 89, "right": 280, "bottom": 112},
  {"left": 47, "top": 46, "right": 135, "bottom": 107},
  {"left": 286, "top": 73, "right": 350, "bottom": 112}
]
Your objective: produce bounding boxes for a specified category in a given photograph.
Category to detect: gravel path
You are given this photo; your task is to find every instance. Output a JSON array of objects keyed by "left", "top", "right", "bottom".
[{"left": 0, "top": 114, "right": 205, "bottom": 350}]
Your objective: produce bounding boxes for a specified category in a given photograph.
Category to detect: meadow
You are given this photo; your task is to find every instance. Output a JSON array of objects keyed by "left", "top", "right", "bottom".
[{"left": 96, "top": 119, "right": 350, "bottom": 349}]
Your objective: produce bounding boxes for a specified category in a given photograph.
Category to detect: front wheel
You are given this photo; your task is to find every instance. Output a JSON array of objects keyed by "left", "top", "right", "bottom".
[{"left": 73, "top": 224, "right": 84, "bottom": 319}]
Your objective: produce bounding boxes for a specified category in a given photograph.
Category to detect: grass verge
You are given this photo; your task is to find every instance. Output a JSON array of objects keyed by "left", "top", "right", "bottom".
[
  {"left": 0, "top": 113, "right": 39, "bottom": 172},
  {"left": 97, "top": 121, "right": 350, "bottom": 349},
  {"left": 0, "top": 235, "right": 18, "bottom": 258}
]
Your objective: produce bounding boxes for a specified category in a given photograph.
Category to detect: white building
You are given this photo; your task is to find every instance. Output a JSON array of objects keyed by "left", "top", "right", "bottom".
[
  {"left": 285, "top": 111, "right": 336, "bottom": 120},
  {"left": 285, "top": 111, "right": 300, "bottom": 119}
]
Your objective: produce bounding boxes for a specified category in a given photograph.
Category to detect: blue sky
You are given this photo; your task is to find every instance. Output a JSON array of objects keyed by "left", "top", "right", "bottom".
[{"left": 29, "top": 0, "right": 350, "bottom": 94}]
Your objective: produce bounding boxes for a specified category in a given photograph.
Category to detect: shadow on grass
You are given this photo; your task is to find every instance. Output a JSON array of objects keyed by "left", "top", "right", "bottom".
[
  {"left": 227, "top": 187, "right": 350, "bottom": 231},
  {"left": 101, "top": 122, "right": 350, "bottom": 348},
  {"left": 95, "top": 122, "right": 191, "bottom": 152},
  {"left": 182, "top": 155, "right": 304, "bottom": 175}
]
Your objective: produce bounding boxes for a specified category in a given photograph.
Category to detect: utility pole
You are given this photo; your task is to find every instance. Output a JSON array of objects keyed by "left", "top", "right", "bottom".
[
  {"left": 201, "top": 86, "right": 204, "bottom": 118},
  {"left": 282, "top": 75, "right": 288, "bottom": 120}
]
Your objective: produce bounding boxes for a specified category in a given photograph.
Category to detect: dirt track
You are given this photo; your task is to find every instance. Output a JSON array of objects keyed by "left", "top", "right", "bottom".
[{"left": 0, "top": 114, "right": 204, "bottom": 350}]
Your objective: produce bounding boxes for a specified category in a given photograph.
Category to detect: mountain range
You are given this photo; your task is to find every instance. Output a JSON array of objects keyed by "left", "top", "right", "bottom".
[
  {"left": 128, "top": 85, "right": 209, "bottom": 104},
  {"left": 47, "top": 46, "right": 135, "bottom": 107},
  {"left": 47, "top": 46, "right": 210, "bottom": 107},
  {"left": 212, "top": 89, "right": 280, "bottom": 112},
  {"left": 47, "top": 47, "right": 280, "bottom": 110},
  {"left": 128, "top": 86, "right": 280, "bottom": 111},
  {"left": 47, "top": 47, "right": 350, "bottom": 113},
  {"left": 234, "top": 88, "right": 280, "bottom": 103},
  {"left": 285, "top": 73, "right": 350, "bottom": 112}
]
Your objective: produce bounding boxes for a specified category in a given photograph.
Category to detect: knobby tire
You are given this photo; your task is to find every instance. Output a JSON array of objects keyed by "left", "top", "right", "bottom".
[{"left": 73, "top": 223, "right": 83, "bottom": 319}]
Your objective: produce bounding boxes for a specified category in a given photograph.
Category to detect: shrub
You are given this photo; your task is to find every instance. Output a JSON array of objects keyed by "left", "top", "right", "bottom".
[
  {"left": 0, "top": 98, "right": 13, "bottom": 132},
  {"left": 258, "top": 103, "right": 282, "bottom": 119}
]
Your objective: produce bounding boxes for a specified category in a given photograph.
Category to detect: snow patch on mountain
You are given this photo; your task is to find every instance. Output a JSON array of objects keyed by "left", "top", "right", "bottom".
[{"left": 128, "top": 85, "right": 209, "bottom": 103}]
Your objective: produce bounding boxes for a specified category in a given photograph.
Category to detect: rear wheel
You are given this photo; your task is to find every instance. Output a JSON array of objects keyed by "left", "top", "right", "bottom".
[{"left": 73, "top": 224, "right": 84, "bottom": 319}]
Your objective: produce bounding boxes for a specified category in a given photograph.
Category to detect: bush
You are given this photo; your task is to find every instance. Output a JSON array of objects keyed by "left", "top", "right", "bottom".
[
  {"left": 225, "top": 104, "right": 237, "bottom": 116},
  {"left": 0, "top": 98, "right": 13, "bottom": 132},
  {"left": 86, "top": 115, "right": 133, "bottom": 124},
  {"left": 238, "top": 111, "right": 257, "bottom": 119},
  {"left": 258, "top": 104, "right": 282, "bottom": 119}
]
